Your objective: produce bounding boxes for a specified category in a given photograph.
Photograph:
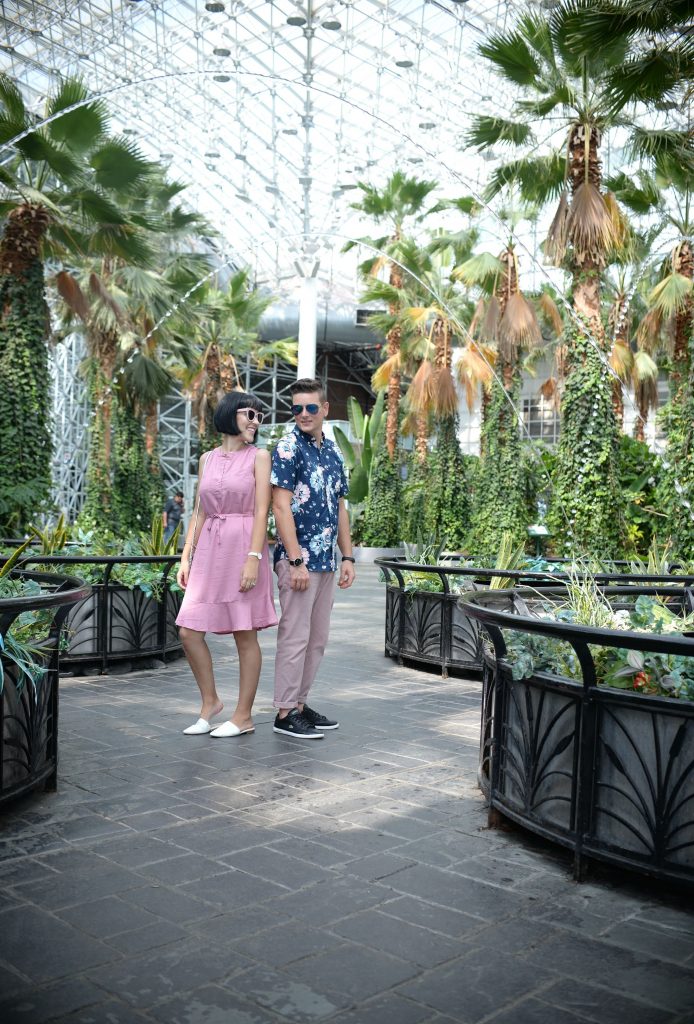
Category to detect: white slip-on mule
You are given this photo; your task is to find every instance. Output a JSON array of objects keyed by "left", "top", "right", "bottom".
[
  {"left": 182, "top": 718, "right": 213, "bottom": 735},
  {"left": 209, "top": 721, "right": 255, "bottom": 738}
]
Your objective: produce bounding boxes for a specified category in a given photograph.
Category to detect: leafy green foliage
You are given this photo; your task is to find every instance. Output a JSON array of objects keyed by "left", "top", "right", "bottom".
[
  {"left": 111, "top": 402, "right": 164, "bottom": 537},
  {"left": 657, "top": 322, "right": 694, "bottom": 556},
  {"left": 362, "top": 419, "right": 401, "bottom": 547},
  {"left": 616, "top": 435, "right": 663, "bottom": 554},
  {"left": 548, "top": 321, "right": 625, "bottom": 557},
  {"left": 468, "top": 371, "right": 527, "bottom": 559},
  {"left": 0, "top": 262, "right": 52, "bottom": 535},
  {"left": 425, "top": 416, "right": 473, "bottom": 551}
]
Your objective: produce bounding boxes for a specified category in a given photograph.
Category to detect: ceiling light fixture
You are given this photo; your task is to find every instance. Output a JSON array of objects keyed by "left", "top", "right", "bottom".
[
  {"left": 205, "top": 2, "right": 225, "bottom": 11},
  {"left": 213, "top": 47, "right": 231, "bottom": 56},
  {"left": 287, "top": 15, "right": 307, "bottom": 26},
  {"left": 322, "top": 19, "right": 341, "bottom": 30},
  {"left": 205, "top": 151, "right": 220, "bottom": 158},
  {"left": 418, "top": 121, "right": 436, "bottom": 129},
  {"left": 213, "top": 74, "right": 231, "bottom": 81},
  {"left": 395, "top": 58, "right": 414, "bottom": 68}
]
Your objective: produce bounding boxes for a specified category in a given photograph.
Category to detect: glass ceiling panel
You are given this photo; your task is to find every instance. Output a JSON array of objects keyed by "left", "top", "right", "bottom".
[{"left": 0, "top": 0, "right": 610, "bottom": 306}]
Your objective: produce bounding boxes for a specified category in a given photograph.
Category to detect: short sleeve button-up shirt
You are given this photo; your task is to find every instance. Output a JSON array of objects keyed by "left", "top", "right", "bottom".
[{"left": 271, "top": 426, "right": 348, "bottom": 572}]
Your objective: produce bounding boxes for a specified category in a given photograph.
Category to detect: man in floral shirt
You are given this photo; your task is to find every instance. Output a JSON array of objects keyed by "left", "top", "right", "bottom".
[{"left": 271, "top": 378, "right": 356, "bottom": 739}]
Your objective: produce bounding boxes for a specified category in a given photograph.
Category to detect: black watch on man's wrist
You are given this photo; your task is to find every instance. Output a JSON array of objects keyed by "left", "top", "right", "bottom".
[{"left": 288, "top": 556, "right": 304, "bottom": 567}]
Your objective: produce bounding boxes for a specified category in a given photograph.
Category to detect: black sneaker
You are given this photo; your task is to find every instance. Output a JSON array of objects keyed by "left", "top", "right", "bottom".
[
  {"left": 273, "top": 709, "right": 324, "bottom": 740},
  {"left": 301, "top": 705, "right": 340, "bottom": 730}
]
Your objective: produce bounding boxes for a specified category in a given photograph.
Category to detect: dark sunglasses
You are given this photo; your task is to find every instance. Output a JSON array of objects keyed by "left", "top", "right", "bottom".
[
  {"left": 238, "top": 407, "right": 264, "bottom": 424},
  {"left": 291, "top": 403, "right": 321, "bottom": 415}
]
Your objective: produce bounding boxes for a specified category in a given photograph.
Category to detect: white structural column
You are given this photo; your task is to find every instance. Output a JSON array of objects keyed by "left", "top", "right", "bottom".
[{"left": 297, "top": 273, "right": 318, "bottom": 379}]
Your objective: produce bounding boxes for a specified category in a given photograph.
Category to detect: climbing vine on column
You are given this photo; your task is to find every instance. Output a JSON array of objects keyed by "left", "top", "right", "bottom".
[
  {"left": 427, "top": 415, "right": 472, "bottom": 550},
  {"left": 112, "top": 402, "right": 164, "bottom": 536},
  {"left": 548, "top": 320, "right": 625, "bottom": 557},
  {"left": 362, "top": 419, "right": 402, "bottom": 547}
]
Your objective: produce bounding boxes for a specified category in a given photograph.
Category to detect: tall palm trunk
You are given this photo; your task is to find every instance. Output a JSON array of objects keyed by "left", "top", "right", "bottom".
[
  {"left": 385, "top": 260, "right": 403, "bottom": 461},
  {"left": 671, "top": 241, "right": 694, "bottom": 389},
  {"left": 0, "top": 204, "right": 53, "bottom": 532},
  {"left": 610, "top": 296, "right": 629, "bottom": 427},
  {"left": 569, "top": 122, "right": 606, "bottom": 342}
]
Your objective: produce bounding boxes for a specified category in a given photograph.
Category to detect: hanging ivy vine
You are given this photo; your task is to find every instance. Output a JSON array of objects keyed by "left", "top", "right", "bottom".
[
  {"left": 81, "top": 359, "right": 112, "bottom": 525},
  {"left": 426, "top": 415, "right": 473, "bottom": 550},
  {"left": 467, "top": 368, "right": 527, "bottom": 558},
  {"left": 658, "top": 321, "right": 694, "bottom": 556},
  {"left": 112, "top": 401, "right": 164, "bottom": 536},
  {"left": 548, "top": 320, "right": 625, "bottom": 557},
  {"left": 362, "top": 419, "right": 401, "bottom": 547},
  {"left": 0, "top": 261, "right": 52, "bottom": 535}
]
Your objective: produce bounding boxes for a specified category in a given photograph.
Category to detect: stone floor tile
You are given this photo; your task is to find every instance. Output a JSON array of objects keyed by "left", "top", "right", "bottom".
[
  {"left": 188, "top": 904, "right": 291, "bottom": 944},
  {"left": 105, "top": 920, "right": 190, "bottom": 955},
  {"left": 137, "top": 852, "right": 233, "bottom": 886},
  {"left": 525, "top": 932, "right": 694, "bottom": 1013},
  {"left": 119, "top": 885, "right": 212, "bottom": 923},
  {"left": 148, "top": 984, "right": 281, "bottom": 1024},
  {"left": 378, "top": 895, "right": 486, "bottom": 938},
  {"left": 50, "top": 1000, "right": 153, "bottom": 1023},
  {"left": 329, "top": 908, "right": 465, "bottom": 968},
  {"left": 179, "top": 868, "right": 288, "bottom": 906},
  {"left": 385, "top": 863, "right": 535, "bottom": 920},
  {"left": 56, "top": 895, "right": 158, "bottom": 938},
  {"left": 600, "top": 918, "right": 694, "bottom": 963},
  {"left": 396, "top": 948, "right": 553, "bottom": 1023},
  {"left": 540, "top": 977, "right": 675, "bottom": 1024},
  {"left": 226, "top": 963, "right": 352, "bottom": 1022},
  {"left": 19, "top": 863, "right": 146, "bottom": 912},
  {"left": 484, "top": 996, "right": 589, "bottom": 1024},
  {"left": 219, "top": 844, "right": 336, "bottom": 888},
  {"left": 289, "top": 943, "right": 419, "bottom": 1000},
  {"left": 326, "top": 992, "right": 435, "bottom": 1024},
  {"left": 0, "top": 906, "right": 113, "bottom": 983},
  {"left": 230, "top": 920, "right": 345, "bottom": 968},
  {"left": 86, "top": 941, "right": 249, "bottom": 1009},
  {"left": 0, "top": 977, "right": 105, "bottom": 1023}
]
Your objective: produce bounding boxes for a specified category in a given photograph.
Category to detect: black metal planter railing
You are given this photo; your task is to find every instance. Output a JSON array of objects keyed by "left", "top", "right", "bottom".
[
  {"left": 16, "top": 556, "right": 184, "bottom": 675},
  {"left": 461, "top": 585, "right": 694, "bottom": 887},
  {"left": 375, "top": 557, "right": 694, "bottom": 679},
  {"left": 0, "top": 570, "right": 91, "bottom": 807}
]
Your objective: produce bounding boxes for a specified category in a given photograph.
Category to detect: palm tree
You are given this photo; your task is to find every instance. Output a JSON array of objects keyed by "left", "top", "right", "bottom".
[
  {"left": 348, "top": 172, "right": 438, "bottom": 460},
  {"left": 466, "top": 5, "right": 693, "bottom": 553},
  {"left": 456, "top": 244, "right": 542, "bottom": 553},
  {"left": 0, "top": 75, "right": 152, "bottom": 532},
  {"left": 179, "top": 268, "right": 297, "bottom": 445}
]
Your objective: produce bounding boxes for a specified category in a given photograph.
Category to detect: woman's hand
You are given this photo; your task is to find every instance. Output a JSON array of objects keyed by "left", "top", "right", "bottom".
[
  {"left": 177, "top": 560, "right": 189, "bottom": 589},
  {"left": 240, "top": 556, "right": 260, "bottom": 593}
]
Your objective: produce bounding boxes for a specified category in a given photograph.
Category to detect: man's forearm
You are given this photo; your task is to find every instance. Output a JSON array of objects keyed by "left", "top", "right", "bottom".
[
  {"left": 273, "top": 503, "right": 302, "bottom": 559},
  {"left": 337, "top": 504, "right": 352, "bottom": 556}
]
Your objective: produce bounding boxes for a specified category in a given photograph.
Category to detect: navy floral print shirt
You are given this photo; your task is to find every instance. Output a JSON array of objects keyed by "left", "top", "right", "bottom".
[{"left": 271, "top": 427, "right": 348, "bottom": 572}]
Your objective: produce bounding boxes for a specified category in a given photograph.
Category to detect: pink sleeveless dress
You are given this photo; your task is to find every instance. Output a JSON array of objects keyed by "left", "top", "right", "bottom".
[{"left": 175, "top": 446, "right": 278, "bottom": 634}]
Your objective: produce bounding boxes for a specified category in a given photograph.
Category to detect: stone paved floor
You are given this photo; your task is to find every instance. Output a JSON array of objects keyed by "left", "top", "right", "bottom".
[{"left": 1, "top": 565, "right": 694, "bottom": 1024}]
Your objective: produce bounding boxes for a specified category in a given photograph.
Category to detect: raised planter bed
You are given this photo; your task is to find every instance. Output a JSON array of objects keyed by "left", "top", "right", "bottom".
[
  {"left": 375, "top": 557, "right": 694, "bottom": 678},
  {"left": 0, "top": 569, "right": 91, "bottom": 807},
  {"left": 18, "top": 556, "right": 183, "bottom": 675},
  {"left": 461, "top": 585, "right": 694, "bottom": 886}
]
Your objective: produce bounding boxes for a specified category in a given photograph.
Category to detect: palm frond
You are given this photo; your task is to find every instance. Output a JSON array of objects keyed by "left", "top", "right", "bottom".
[
  {"left": 123, "top": 352, "right": 173, "bottom": 404},
  {"left": 466, "top": 116, "right": 533, "bottom": 150},
  {"left": 452, "top": 252, "right": 505, "bottom": 289},
  {"left": 484, "top": 151, "right": 566, "bottom": 205},
  {"left": 648, "top": 273, "right": 693, "bottom": 318},
  {"left": 55, "top": 270, "right": 90, "bottom": 321},
  {"left": 89, "top": 272, "right": 126, "bottom": 324},
  {"left": 636, "top": 307, "right": 664, "bottom": 353},
  {"left": 0, "top": 73, "right": 27, "bottom": 123},
  {"left": 538, "top": 291, "right": 564, "bottom": 336},
  {"left": 517, "top": 83, "right": 577, "bottom": 117},
  {"left": 479, "top": 30, "right": 541, "bottom": 87},
  {"left": 46, "top": 78, "right": 109, "bottom": 151},
  {"left": 71, "top": 188, "right": 127, "bottom": 226},
  {"left": 90, "top": 138, "right": 152, "bottom": 192},
  {"left": 15, "top": 132, "right": 80, "bottom": 180},
  {"left": 544, "top": 192, "right": 570, "bottom": 266},
  {"left": 627, "top": 128, "right": 694, "bottom": 172},
  {"left": 469, "top": 297, "right": 486, "bottom": 337},
  {"left": 498, "top": 292, "right": 541, "bottom": 360},
  {"left": 481, "top": 295, "right": 501, "bottom": 342},
  {"left": 610, "top": 340, "right": 633, "bottom": 381},
  {"left": 603, "top": 49, "right": 691, "bottom": 112},
  {"left": 406, "top": 359, "right": 434, "bottom": 413},
  {"left": 372, "top": 352, "right": 401, "bottom": 391},
  {"left": 604, "top": 170, "right": 661, "bottom": 215},
  {"left": 567, "top": 182, "right": 615, "bottom": 261},
  {"left": 539, "top": 376, "right": 562, "bottom": 412},
  {"left": 434, "top": 367, "right": 459, "bottom": 417},
  {"left": 632, "top": 349, "right": 658, "bottom": 385},
  {"left": 456, "top": 345, "right": 492, "bottom": 411},
  {"left": 603, "top": 191, "right": 631, "bottom": 256}
]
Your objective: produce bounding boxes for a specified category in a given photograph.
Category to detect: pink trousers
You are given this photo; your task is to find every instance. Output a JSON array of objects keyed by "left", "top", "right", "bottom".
[{"left": 273, "top": 559, "right": 337, "bottom": 709}]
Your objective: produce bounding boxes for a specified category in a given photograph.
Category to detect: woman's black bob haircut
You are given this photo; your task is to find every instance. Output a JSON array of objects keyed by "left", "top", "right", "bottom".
[{"left": 213, "top": 391, "right": 264, "bottom": 436}]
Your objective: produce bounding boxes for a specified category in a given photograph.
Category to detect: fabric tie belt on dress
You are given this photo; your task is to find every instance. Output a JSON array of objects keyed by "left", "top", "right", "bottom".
[{"left": 206, "top": 512, "right": 253, "bottom": 544}]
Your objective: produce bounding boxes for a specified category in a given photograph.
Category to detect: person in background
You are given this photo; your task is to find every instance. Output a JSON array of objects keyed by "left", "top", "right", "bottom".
[
  {"left": 163, "top": 491, "right": 184, "bottom": 544},
  {"left": 270, "top": 377, "right": 356, "bottom": 740},
  {"left": 175, "top": 392, "right": 278, "bottom": 738}
]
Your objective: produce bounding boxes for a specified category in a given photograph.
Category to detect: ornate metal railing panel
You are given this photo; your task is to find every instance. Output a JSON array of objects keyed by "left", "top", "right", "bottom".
[
  {"left": 463, "top": 585, "right": 694, "bottom": 886},
  {"left": 17, "top": 556, "right": 184, "bottom": 675},
  {"left": 375, "top": 558, "right": 693, "bottom": 680},
  {"left": 0, "top": 570, "right": 90, "bottom": 807}
]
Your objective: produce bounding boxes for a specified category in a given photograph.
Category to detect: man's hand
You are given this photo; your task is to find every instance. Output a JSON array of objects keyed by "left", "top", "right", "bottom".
[
  {"left": 338, "top": 560, "right": 356, "bottom": 589},
  {"left": 289, "top": 563, "right": 310, "bottom": 591}
]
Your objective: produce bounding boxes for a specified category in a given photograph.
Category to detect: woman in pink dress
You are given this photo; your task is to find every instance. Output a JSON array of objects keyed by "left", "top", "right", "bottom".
[{"left": 176, "top": 391, "right": 278, "bottom": 738}]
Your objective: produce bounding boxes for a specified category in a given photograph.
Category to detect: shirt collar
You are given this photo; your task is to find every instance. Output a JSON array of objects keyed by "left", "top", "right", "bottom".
[{"left": 294, "top": 425, "right": 325, "bottom": 448}]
